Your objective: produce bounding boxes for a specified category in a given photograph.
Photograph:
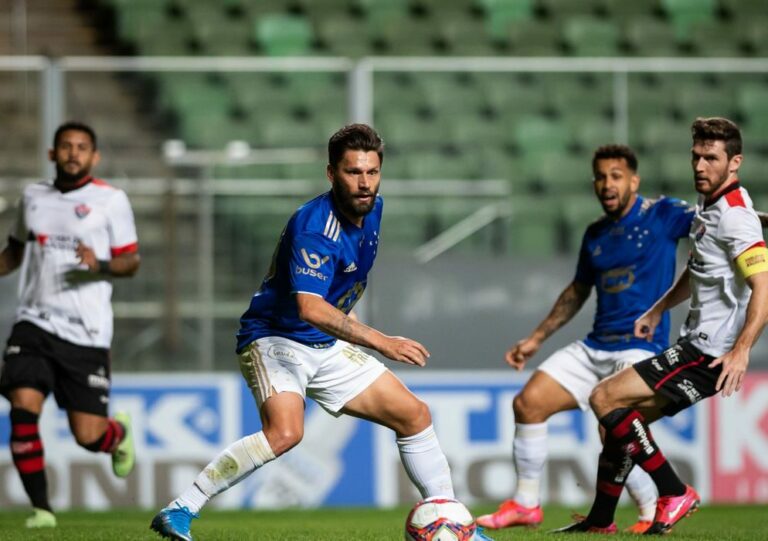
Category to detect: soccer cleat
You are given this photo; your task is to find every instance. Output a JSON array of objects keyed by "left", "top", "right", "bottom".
[
  {"left": 550, "top": 514, "right": 617, "bottom": 534},
  {"left": 625, "top": 520, "right": 653, "bottom": 534},
  {"left": 473, "top": 526, "right": 496, "bottom": 540},
  {"left": 644, "top": 485, "right": 700, "bottom": 535},
  {"left": 25, "top": 508, "right": 56, "bottom": 528},
  {"left": 476, "top": 499, "right": 543, "bottom": 529},
  {"left": 150, "top": 503, "right": 199, "bottom": 541},
  {"left": 112, "top": 411, "right": 135, "bottom": 478}
]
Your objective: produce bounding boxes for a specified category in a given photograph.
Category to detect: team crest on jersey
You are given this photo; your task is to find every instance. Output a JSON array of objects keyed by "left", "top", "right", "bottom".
[
  {"left": 694, "top": 223, "right": 706, "bottom": 241},
  {"left": 75, "top": 203, "right": 91, "bottom": 218}
]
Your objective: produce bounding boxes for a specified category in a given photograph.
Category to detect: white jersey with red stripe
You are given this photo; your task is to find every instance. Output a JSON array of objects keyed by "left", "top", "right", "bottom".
[
  {"left": 8, "top": 178, "right": 138, "bottom": 348},
  {"left": 682, "top": 182, "right": 764, "bottom": 357}
]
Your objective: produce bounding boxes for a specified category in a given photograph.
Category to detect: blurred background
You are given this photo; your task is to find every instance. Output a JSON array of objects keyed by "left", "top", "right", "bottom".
[{"left": 1, "top": 0, "right": 767, "bottom": 511}]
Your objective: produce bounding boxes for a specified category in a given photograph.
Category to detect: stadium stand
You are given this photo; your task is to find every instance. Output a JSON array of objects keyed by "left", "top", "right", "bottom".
[{"left": 4, "top": 0, "right": 768, "bottom": 259}]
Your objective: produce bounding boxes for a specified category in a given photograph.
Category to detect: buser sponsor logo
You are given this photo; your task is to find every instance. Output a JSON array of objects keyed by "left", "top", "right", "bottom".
[
  {"left": 295, "top": 265, "right": 329, "bottom": 281},
  {"left": 301, "top": 248, "right": 329, "bottom": 269}
]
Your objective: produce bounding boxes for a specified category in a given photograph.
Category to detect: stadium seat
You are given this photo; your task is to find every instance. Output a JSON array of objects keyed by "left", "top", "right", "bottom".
[
  {"left": 253, "top": 14, "right": 314, "bottom": 56},
  {"left": 688, "top": 20, "right": 744, "bottom": 57},
  {"left": 355, "top": 0, "right": 411, "bottom": 25},
  {"left": 624, "top": 17, "right": 680, "bottom": 56},
  {"left": 438, "top": 17, "right": 502, "bottom": 55},
  {"left": 112, "top": 0, "right": 169, "bottom": 43},
  {"left": 315, "top": 16, "right": 375, "bottom": 56},
  {"left": 563, "top": 194, "right": 604, "bottom": 253},
  {"left": 536, "top": 150, "right": 593, "bottom": 195},
  {"left": 507, "top": 20, "right": 561, "bottom": 55},
  {"left": 512, "top": 115, "right": 571, "bottom": 154},
  {"left": 507, "top": 196, "right": 561, "bottom": 256},
  {"left": 569, "top": 116, "right": 618, "bottom": 153},
  {"left": 414, "top": 73, "right": 482, "bottom": 114},
  {"left": 658, "top": 151, "right": 694, "bottom": 188},
  {"left": 539, "top": 0, "right": 601, "bottom": 19},
  {"left": 637, "top": 118, "right": 690, "bottom": 153},
  {"left": 671, "top": 80, "right": 737, "bottom": 120},
  {"left": 477, "top": 73, "right": 550, "bottom": 116},
  {"left": 374, "top": 19, "right": 439, "bottom": 55},
  {"left": 562, "top": 17, "right": 621, "bottom": 56},
  {"left": 600, "top": 0, "right": 656, "bottom": 19},
  {"left": 477, "top": 0, "right": 535, "bottom": 40},
  {"left": 741, "top": 16, "right": 768, "bottom": 56},
  {"left": 406, "top": 149, "right": 476, "bottom": 180},
  {"left": 548, "top": 76, "right": 614, "bottom": 118},
  {"left": 660, "top": 0, "right": 717, "bottom": 40}
]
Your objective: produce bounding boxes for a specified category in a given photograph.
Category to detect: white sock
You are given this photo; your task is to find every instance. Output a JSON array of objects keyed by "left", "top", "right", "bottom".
[
  {"left": 173, "top": 431, "right": 276, "bottom": 514},
  {"left": 397, "top": 425, "right": 455, "bottom": 499},
  {"left": 625, "top": 466, "right": 657, "bottom": 522},
  {"left": 512, "top": 422, "right": 547, "bottom": 508}
]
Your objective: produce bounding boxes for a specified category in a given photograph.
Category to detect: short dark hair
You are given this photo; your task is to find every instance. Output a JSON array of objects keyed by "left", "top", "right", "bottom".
[
  {"left": 53, "top": 121, "right": 97, "bottom": 149},
  {"left": 691, "top": 117, "right": 742, "bottom": 159},
  {"left": 592, "top": 144, "right": 638, "bottom": 172},
  {"left": 328, "top": 124, "right": 384, "bottom": 169}
]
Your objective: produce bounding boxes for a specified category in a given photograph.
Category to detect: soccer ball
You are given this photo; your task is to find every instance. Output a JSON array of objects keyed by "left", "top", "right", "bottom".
[{"left": 404, "top": 497, "right": 477, "bottom": 541}]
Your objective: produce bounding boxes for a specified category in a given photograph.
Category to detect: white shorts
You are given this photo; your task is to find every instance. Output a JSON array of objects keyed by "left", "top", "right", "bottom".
[
  {"left": 537, "top": 341, "right": 652, "bottom": 410},
  {"left": 238, "top": 336, "right": 388, "bottom": 416}
]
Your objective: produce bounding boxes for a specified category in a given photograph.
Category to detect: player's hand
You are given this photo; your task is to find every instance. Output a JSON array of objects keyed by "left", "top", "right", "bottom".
[
  {"left": 709, "top": 347, "right": 749, "bottom": 397},
  {"left": 634, "top": 307, "right": 662, "bottom": 342},
  {"left": 505, "top": 337, "right": 541, "bottom": 370},
  {"left": 378, "top": 336, "right": 430, "bottom": 367},
  {"left": 75, "top": 241, "right": 98, "bottom": 272}
]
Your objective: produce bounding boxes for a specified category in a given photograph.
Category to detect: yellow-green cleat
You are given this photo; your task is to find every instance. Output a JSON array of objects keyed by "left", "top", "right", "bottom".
[
  {"left": 112, "top": 411, "right": 135, "bottom": 478},
  {"left": 26, "top": 508, "right": 56, "bottom": 528}
]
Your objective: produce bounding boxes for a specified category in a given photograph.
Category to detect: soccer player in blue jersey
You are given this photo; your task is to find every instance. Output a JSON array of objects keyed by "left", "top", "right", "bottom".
[
  {"left": 151, "top": 124, "right": 491, "bottom": 541},
  {"left": 478, "top": 145, "right": 694, "bottom": 534}
]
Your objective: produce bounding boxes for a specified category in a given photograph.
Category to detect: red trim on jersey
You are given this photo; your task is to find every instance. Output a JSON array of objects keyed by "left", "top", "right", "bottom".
[
  {"left": 724, "top": 188, "right": 746, "bottom": 208},
  {"left": 704, "top": 180, "right": 740, "bottom": 208},
  {"left": 111, "top": 242, "right": 138, "bottom": 257},
  {"left": 91, "top": 178, "right": 115, "bottom": 189},
  {"left": 653, "top": 356, "right": 706, "bottom": 391}
]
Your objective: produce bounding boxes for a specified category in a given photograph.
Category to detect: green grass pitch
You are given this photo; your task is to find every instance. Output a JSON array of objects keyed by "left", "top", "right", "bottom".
[{"left": 1, "top": 505, "right": 766, "bottom": 540}]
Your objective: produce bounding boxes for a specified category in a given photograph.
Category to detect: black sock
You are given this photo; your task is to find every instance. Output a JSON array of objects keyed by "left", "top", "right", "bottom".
[
  {"left": 10, "top": 408, "right": 51, "bottom": 512},
  {"left": 585, "top": 436, "right": 632, "bottom": 527},
  {"left": 600, "top": 408, "right": 686, "bottom": 497}
]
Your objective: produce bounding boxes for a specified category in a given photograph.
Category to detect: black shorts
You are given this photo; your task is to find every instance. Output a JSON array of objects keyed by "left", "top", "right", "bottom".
[
  {"left": 0, "top": 321, "right": 111, "bottom": 416},
  {"left": 633, "top": 339, "right": 720, "bottom": 417}
]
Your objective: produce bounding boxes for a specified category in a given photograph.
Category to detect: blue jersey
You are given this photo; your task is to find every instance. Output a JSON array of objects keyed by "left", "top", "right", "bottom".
[
  {"left": 237, "top": 191, "right": 382, "bottom": 352},
  {"left": 575, "top": 196, "right": 694, "bottom": 353}
]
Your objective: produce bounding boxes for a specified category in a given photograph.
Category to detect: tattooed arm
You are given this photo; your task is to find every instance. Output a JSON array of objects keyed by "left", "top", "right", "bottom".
[
  {"left": 295, "top": 293, "right": 429, "bottom": 366},
  {"left": 505, "top": 280, "right": 592, "bottom": 370}
]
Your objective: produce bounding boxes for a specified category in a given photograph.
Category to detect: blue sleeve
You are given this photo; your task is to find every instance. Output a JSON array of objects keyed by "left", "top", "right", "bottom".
[
  {"left": 288, "top": 233, "right": 339, "bottom": 298},
  {"left": 574, "top": 233, "right": 595, "bottom": 286},
  {"left": 662, "top": 197, "right": 695, "bottom": 240}
]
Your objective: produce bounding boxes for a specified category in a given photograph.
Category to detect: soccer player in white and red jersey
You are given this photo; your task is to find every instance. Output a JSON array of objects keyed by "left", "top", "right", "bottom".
[
  {"left": 0, "top": 122, "right": 140, "bottom": 528},
  {"left": 555, "top": 117, "right": 768, "bottom": 534}
]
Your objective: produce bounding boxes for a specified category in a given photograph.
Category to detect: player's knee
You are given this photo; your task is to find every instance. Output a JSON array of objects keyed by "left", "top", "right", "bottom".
[
  {"left": 396, "top": 398, "right": 432, "bottom": 436},
  {"left": 513, "top": 389, "right": 543, "bottom": 422},
  {"left": 263, "top": 426, "right": 303, "bottom": 456},
  {"left": 588, "top": 382, "right": 611, "bottom": 414}
]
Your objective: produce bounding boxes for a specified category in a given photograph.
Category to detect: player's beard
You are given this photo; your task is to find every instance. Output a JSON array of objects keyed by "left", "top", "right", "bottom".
[
  {"left": 332, "top": 178, "right": 378, "bottom": 219},
  {"left": 55, "top": 162, "right": 91, "bottom": 187}
]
